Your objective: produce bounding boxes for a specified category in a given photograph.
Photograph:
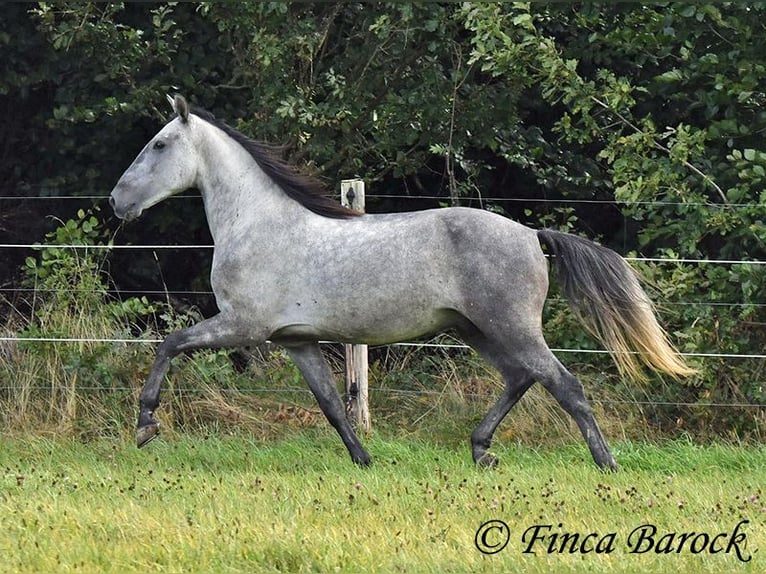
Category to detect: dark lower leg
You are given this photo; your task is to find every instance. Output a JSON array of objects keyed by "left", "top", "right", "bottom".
[
  {"left": 286, "top": 344, "right": 371, "bottom": 466},
  {"left": 458, "top": 327, "right": 534, "bottom": 467},
  {"left": 136, "top": 353, "right": 172, "bottom": 447},
  {"left": 135, "top": 315, "right": 250, "bottom": 448},
  {"left": 471, "top": 378, "right": 532, "bottom": 467},
  {"left": 540, "top": 367, "right": 617, "bottom": 470}
]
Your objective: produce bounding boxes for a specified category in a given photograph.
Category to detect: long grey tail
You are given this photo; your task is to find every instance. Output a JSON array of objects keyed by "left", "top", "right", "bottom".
[{"left": 537, "top": 229, "right": 696, "bottom": 381}]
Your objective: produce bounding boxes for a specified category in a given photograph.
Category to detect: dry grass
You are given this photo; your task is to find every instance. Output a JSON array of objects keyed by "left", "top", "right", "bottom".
[{"left": 0, "top": 306, "right": 692, "bottom": 456}]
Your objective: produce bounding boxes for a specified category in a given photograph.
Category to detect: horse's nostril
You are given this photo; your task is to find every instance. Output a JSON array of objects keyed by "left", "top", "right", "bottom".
[{"left": 108, "top": 196, "right": 116, "bottom": 209}]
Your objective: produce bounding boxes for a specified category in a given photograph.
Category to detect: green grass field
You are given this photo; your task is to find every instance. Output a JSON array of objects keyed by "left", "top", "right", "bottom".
[{"left": 0, "top": 431, "right": 763, "bottom": 574}]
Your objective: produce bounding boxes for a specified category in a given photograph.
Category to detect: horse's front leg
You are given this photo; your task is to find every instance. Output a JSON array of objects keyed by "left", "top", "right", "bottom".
[
  {"left": 137, "top": 313, "right": 250, "bottom": 447},
  {"left": 285, "top": 342, "right": 371, "bottom": 466}
]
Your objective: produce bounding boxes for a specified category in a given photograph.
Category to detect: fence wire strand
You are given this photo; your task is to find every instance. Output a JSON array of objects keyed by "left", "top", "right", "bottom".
[
  {"left": 1, "top": 336, "right": 764, "bottom": 360},
  {"left": 0, "top": 193, "right": 762, "bottom": 209}
]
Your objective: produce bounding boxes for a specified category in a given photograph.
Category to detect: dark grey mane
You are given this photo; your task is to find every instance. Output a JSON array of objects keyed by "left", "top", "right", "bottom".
[{"left": 189, "top": 107, "right": 359, "bottom": 219}]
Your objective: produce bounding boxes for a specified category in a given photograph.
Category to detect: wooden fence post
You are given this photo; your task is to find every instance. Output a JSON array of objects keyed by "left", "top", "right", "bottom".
[{"left": 340, "top": 179, "right": 370, "bottom": 433}]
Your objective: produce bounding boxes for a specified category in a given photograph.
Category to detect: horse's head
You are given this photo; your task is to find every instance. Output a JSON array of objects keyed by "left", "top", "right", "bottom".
[{"left": 110, "top": 94, "right": 198, "bottom": 221}]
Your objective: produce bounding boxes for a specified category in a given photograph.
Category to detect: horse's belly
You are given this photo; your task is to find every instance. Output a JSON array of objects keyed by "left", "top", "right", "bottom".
[{"left": 271, "top": 305, "right": 460, "bottom": 346}]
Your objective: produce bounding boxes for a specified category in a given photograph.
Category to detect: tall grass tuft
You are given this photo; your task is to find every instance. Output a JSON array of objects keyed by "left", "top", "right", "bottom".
[{"left": 1, "top": 209, "right": 154, "bottom": 436}]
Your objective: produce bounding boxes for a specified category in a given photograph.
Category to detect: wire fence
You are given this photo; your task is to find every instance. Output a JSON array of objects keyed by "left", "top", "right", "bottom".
[
  {"left": 1, "top": 193, "right": 764, "bottom": 411},
  {"left": 0, "top": 336, "right": 764, "bottom": 361}
]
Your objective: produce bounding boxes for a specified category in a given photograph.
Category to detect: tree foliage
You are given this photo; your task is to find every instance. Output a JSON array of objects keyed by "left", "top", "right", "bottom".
[{"left": 2, "top": 2, "right": 764, "bottom": 435}]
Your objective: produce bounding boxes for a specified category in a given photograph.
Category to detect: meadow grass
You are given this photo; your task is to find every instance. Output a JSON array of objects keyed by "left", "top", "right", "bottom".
[{"left": 0, "top": 431, "right": 763, "bottom": 574}]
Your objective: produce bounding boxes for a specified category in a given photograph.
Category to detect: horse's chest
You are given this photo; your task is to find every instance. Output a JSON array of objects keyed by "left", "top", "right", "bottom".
[{"left": 209, "top": 253, "right": 283, "bottom": 310}]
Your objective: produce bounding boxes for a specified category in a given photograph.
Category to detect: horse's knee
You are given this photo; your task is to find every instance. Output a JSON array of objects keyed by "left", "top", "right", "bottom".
[{"left": 157, "top": 331, "right": 185, "bottom": 359}]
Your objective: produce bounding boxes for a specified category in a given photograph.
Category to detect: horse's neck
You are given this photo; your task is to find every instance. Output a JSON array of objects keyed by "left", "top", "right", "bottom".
[{"left": 194, "top": 126, "right": 302, "bottom": 246}]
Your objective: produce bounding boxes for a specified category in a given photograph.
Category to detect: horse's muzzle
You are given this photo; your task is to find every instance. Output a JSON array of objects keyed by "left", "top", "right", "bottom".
[{"left": 109, "top": 193, "right": 138, "bottom": 221}]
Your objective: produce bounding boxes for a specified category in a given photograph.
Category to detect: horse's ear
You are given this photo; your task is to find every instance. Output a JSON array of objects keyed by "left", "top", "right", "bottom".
[{"left": 167, "top": 94, "right": 189, "bottom": 123}]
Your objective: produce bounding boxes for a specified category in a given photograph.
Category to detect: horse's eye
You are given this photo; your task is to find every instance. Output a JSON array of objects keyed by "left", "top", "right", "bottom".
[{"left": 153, "top": 140, "right": 166, "bottom": 150}]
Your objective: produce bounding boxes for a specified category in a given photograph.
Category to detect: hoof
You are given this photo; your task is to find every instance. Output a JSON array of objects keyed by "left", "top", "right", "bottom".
[
  {"left": 476, "top": 452, "right": 499, "bottom": 469},
  {"left": 136, "top": 422, "right": 160, "bottom": 448},
  {"left": 353, "top": 451, "right": 372, "bottom": 467}
]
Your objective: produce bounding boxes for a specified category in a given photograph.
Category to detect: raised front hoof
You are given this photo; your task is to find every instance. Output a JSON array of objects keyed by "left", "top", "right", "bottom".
[
  {"left": 475, "top": 452, "right": 499, "bottom": 469},
  {"left": 136, "top": 422, "right": 160, "bottom": 448}
]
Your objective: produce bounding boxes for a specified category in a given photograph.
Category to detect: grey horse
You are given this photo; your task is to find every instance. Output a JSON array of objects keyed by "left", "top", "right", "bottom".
[{"left": 110, "top": 95, "right": 694, "bottom": 470}]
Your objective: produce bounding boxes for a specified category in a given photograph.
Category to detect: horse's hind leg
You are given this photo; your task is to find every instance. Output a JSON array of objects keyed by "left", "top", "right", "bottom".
[
  {"left": 460, "top": 330, "right": 533, "bottom": 467},
  {"left": 535, "top": 352, "right": 618, "bottom": 470},
  {"left": 470, "top": 369, "right": 533, "bottom": 468},
  {"left": 285, "top": 343, "right": 371, "bottom": 466},
  {"left": 464, "top": 328, "right": 616, "bottom": 470}
]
